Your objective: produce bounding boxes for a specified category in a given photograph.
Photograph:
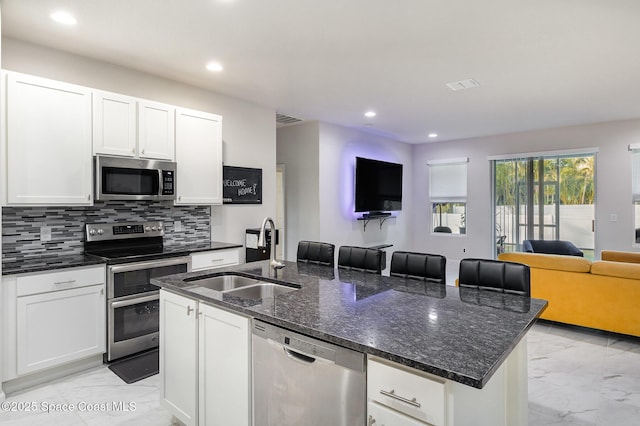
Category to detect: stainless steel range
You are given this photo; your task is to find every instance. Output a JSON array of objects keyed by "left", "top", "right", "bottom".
[{"left": 85, "top": 221, "right": 191, "bottom": 361}]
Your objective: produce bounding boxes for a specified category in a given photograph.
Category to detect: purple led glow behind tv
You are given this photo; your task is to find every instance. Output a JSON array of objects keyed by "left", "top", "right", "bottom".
[{"left": 354, "top": 157, "right": 403, "bottom": 213}]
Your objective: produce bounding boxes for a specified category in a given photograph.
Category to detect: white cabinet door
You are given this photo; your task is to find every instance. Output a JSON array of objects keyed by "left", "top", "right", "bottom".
[
  {"left": 175, "top": 108, "right": 223, "bottom": 205},
  {"left": 93, "top": 90, "right": 137, "bottom": 157},
  {"left": 138, "top": 100, "right": 175, "bottom": 161},
  {"left": 16, "top": 284, "right": 105, "bottom": 375},
  {"left": 198, "top": 303, "right": 250, "bottom": 426},
  {"left": 5, "top": 72, "right": 92, "bottom": 205},
  {"left": 160, "top": 290, "right": 198, "bottom": 426}
]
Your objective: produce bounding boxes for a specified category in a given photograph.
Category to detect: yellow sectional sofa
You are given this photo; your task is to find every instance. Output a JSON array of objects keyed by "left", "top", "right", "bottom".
[{"left": 498, "top": 251, "right": 640, "bottom": 337}]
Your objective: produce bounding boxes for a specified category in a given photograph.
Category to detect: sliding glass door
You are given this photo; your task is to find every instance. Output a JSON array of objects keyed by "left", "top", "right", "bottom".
[{"left": 493, "top": 154, "right": 595, "bottom": 258}]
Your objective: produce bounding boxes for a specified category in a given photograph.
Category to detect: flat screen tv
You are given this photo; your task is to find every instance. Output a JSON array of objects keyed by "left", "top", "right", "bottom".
[{"left": 355, "top": 157, "right": 403, "bottom": 214}]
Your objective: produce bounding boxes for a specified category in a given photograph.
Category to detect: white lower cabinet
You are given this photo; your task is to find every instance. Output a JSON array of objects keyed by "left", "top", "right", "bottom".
[
  {"left": 198, "top": 302, "right": 250, "bottom": 426},
  {"left": 368, "top": 342, "right": 529, "bottom": 426},
  {"left": 190, "top": 248, "right": 241, "bottom": 272},
  {"left": 160, "top": 290, "right": 250, "bottom": 426},
  {"left": 368, "top": 358, "right": 446, "bottom": 426},
  {"left": 17, "top": 284, "right": 105, "bottom": 375},
  {"left": 3, "top": 265, "right": 106, "bottom": 379}
]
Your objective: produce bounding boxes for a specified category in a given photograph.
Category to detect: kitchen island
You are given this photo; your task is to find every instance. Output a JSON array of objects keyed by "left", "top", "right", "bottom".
[{"left": 153, "top": 260, "right": 547, "bottom": 426}]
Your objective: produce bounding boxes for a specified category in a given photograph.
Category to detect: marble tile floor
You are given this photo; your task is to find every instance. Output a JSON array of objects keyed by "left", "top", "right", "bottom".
[
  {"left": 1, "top": 320, "right": 639, "bottom": 425},
  {"left": 528, "top": 320, "right": 640, "bottom": 425}
]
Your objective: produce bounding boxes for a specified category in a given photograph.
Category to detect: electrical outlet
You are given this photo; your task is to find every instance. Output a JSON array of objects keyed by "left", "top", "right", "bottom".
[
  {"left": 463, "top": 248, "right": 466, "bottom": 253},
  {"left": 174, "top": 220, "right": 182, "bottom": 232},
  {"left": 610, "top": 214, "right": 618, "bottom": 222},
  {"left": 40, "top": 226, "right": 52, "bottom": 242}
]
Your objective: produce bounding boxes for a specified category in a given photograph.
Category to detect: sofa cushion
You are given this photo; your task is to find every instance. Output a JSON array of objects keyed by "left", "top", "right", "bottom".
[
  {"left": 601, "top": 250, "right": 640, "bottom": 264},
  {"left": 590, "top": 261, "right": 640, "bottom": 280},
  {"left": 498, "top": 252, "right": 591, "bottom": 273},
  {"left": 522, "top": 239, "right": 584, "bottom": 256}
]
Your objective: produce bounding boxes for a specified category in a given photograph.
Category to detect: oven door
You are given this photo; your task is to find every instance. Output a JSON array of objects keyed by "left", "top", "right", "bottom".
[
  {"left": 108, "top": 257, "right": 191, "bottom": 299},
  {"left": 107, "top": 293, "right": 160, "bottom": 362}
]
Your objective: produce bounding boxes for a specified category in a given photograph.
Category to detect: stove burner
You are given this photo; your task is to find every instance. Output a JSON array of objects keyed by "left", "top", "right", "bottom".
[{"left": 84, "top": 221, "right": 174, "bottom": 264}]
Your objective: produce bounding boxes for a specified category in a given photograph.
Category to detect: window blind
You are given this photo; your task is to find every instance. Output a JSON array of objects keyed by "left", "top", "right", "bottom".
[
  {"left": 428, "top": 159, "right": 468, "bottom": 202},
  {"left": 633, "top": 149, "right": 640, "bottom": 202}
]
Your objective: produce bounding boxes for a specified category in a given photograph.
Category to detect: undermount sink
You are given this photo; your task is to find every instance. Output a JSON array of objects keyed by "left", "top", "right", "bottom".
[
  {"left": 185, "top": 274, "right": 262, "bottom": 291},
  {"left": 185, "top": 273, "right": 299, "bottom": 300},
  {"left": 223, "top": 282, "right": 298, "bottom": 299}
]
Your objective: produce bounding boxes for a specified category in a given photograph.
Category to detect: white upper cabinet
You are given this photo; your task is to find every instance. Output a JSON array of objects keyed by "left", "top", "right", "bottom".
[
  {"left": 5, "top": 72, "right": 93, "bottom": 205},
  {"left": 175, "top": 108, "right": 223, "bottom": 205},
  {"left": 93, "top": 90, "right": 137, "bottom": 157},
  {"left": 138, "top": 100, "right": 175, "bottom": 161},
  {"left": 94, "top": 93, "right": 176, "bottom": 161}
]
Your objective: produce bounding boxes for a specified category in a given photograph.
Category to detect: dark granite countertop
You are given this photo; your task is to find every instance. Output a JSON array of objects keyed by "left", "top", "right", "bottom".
[
  {"left": 1, "top": 253, "right": 107, "bottom": 276},
  {"left": 161, "top": 241, "right": 242, "bottom": 256},
  {"left": 152, "top": 260, "right": 547, "bottom": 389},
  {"left": 2, "top": 241, "right": 243, "bottom": 276}
]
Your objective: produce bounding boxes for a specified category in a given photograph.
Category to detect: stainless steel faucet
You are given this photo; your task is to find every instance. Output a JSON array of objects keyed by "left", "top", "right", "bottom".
[{"left": 258, "top": 217, "right": 285, "bottom": 271}]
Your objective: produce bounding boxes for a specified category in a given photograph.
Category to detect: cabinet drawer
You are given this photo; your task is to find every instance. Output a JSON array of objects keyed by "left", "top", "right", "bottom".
[
  {"left": 368, "top": 358, "right": 446, "bottom": 426},
  {"left": 368, "top": 401, "right": 427, "bottom": 426},
  {"left": 17, "top": 266, "right": 105, "bottom": 297},
  {"left": 191, "top": 249, "right": 240, "bottom": 271}
]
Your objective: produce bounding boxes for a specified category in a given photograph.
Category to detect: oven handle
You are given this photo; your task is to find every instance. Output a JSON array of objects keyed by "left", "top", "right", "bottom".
[
  {"left": 111, "top": 292, "right": 159, "bottom": 309},
  {"left": 108, "top": 256, "right": 192, "bottom": 274}
]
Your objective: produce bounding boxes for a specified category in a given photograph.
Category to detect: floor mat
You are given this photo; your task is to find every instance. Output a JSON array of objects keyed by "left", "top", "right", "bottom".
[{"left": 108, "top": 348, "right": 159, "bottom": 384}]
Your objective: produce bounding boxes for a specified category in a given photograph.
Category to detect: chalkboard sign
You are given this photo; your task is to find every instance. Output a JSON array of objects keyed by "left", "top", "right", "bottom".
[{"left": 223, "top": 166, "right": 262, "bottom": 204}]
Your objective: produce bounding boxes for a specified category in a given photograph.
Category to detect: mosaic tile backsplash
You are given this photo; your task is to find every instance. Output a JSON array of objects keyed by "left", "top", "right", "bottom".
[{"left": 2, "top": 201, "right": 211, "bottom": 264}]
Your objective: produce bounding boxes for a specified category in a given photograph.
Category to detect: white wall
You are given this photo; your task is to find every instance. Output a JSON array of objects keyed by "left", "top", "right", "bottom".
[
  {"left": 413, "top": 118, "right": 640, "bottom": 273},
  {"left": 317, "top": 122, "right": 413, "bottom": 262},
  {"left": 2, "top": 37, "right": 277, "bottom": 254},
  {"left": 276, "top": 121, "right": 320, "bottom": 260},
  {"left": 276, "top": 121, "right": 414, "bottom": 266}
]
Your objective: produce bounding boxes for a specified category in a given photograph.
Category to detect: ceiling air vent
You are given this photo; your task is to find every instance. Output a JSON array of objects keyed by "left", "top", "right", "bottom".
[
  {"left": 445, "top": 79, "right": 480, "bottom": 91},
  {"left": 276, "top": 113, "right": 303, "bottom": 126}
]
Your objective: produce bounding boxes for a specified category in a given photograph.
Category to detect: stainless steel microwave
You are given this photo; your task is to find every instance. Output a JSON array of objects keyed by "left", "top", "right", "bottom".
[{"left": 95, "top": 155, "right": 177, "bottom": 201}]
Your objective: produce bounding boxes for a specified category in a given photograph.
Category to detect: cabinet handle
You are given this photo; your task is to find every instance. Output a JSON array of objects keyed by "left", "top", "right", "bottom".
[
  {"left": 132, "top": 148, "right": 136, "bottom": 154},
  {"left": 141, "top": 149, "right": 145, "bottom": 155},
  {"left": 187, "top": 305, "right": 194, "bottom": 316},
  {"left": 53, "top": 280, "right": 76, "bottom": 286},
  {"left": 211, "top": 258, "right": 225, "bottom": 263},
  {"left": 379, "top": 389, "right": 421, "bottom": 408},
  {"left": 88, "top": 194, "right": 91, "bottom": 201},
  {"left": 100, "top": 288, "right": 104, "bottom": 296},
  {"left": 368, "top": 415, "right": 376, "bottom": 426}
]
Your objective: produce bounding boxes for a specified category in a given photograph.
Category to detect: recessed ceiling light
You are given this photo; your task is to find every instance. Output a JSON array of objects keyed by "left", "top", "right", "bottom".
[
  {"left": 364, "top": 111, "right": 376, "bottom": 118},
  {"left": 206, "top": 61, "right": 224, "bottom": 72},
  {"left": 428, "top": 133, "right": 438, "bottom": 138},
  {"left": 51, "top": 11, "right": 77, "bottom": 25}
]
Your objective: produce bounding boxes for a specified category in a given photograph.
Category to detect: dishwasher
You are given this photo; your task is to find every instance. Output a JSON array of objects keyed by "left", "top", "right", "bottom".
[{"left": 252, "top": 319, "right": 366, "bottom": 426}]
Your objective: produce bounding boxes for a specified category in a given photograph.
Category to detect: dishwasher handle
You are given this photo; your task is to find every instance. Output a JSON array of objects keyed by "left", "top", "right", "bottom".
[{"left": 284, "top": 347, "right": 316, "bottom": 364}]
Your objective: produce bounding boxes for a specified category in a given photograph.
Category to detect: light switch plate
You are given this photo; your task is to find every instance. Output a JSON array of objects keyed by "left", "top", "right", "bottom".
[
  {"left": 174, "top": 221, "right": 182, "bottom": 232},
  {"left": 40, "top": 226, "right": 52, "bottom": 242}
]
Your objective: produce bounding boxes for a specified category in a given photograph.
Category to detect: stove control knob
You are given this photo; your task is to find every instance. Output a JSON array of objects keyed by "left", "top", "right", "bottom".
[
  {"left": 145, "top": 226, "right": 151, "bottom": 232},
  {"left": 97, "top": 228, "right": 104, "bottom": 235},
  {"left": 151, "top": 226, "right": 157, "bottom": 231},
  {"left": 88, "top": 229, "right": 96, "bottom": 236}
]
